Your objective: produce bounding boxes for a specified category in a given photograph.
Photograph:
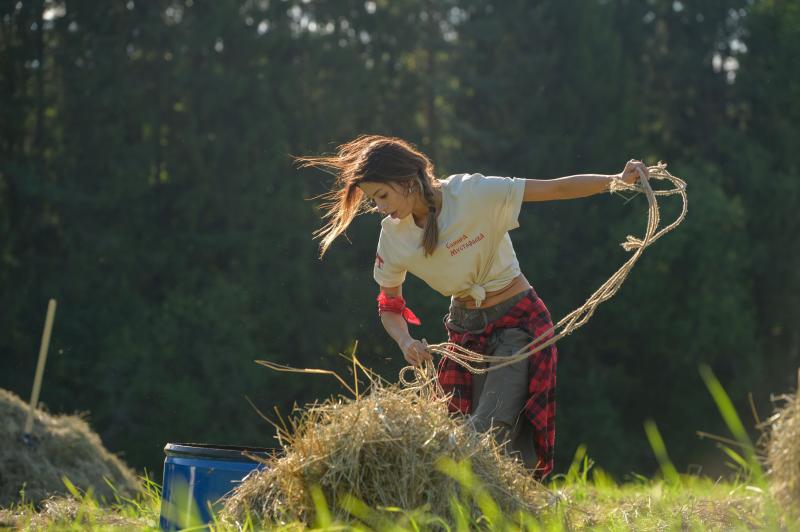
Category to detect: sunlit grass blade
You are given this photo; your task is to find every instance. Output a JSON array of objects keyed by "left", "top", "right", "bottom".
[
  {"left": 340, "top": 493, "right": 407, "bottom": 531},
  {"left": 566, "top": 444, "right": 587, "bottom": 485},
  {"left": 590, "top": 467, "right": 617, "bottom": 490},
  {"left": 159, "top": 477, "right": 205, "bottom": 530},
  {"left": 449, "top": 496, "right": 470, "bottom": 532},
  {"left": 698, "top": 364, "right": 764, "bottom": 483},
  {"left": 60, "top": 476, "right": 82, "bottom": 499},
  {"left": 473, "top": 487, "right": 503, "bottom": 529},
  {"left": 436, "top": 457, "right": 475, "bottom": 490},
  {"left": 310, "top": 485, "right": 332, "bottom": 528},
  {"left": 720, "top": 444, "right": 750, "bottom": 474},
  {"left": 643, "top": 419, "right": 680, "bottom": 484}
]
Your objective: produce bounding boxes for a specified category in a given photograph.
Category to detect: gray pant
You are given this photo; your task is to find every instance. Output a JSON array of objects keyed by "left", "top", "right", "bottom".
[{"left": 444, "top": 290, "right": 538, "bottom": 468}]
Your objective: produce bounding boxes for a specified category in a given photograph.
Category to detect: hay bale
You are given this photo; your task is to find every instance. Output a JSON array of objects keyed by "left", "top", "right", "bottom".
[
  {"left": 766, "top": 387, "right": 800, "bottom": 512},
  {"left": 0, "top": 388, "right": 140, "bottom": 507},
  {"left": 220, "top": 383, "right": 550, "bottom": 527}
]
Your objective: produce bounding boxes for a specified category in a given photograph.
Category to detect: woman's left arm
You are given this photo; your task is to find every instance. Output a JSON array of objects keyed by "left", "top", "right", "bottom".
[{"left": 522, "top": 159, "right": 648, "bottom": 202}]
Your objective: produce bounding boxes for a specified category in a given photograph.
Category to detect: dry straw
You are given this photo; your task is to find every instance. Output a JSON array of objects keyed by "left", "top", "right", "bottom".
[
  {"left": 0, "top": 388, "right": 140, "bottom": 507},
  {"left": 220, "top": 365, "right": 554, "bottom": 527},
  {"left": 764, "top": 373, "right": 800, "bottom": 513}
]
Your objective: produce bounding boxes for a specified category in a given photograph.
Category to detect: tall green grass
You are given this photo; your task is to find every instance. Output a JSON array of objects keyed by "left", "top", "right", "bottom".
[
  {"left": 0, "top": 456, "right": 783, "bottom": 531},
  {"left": 1, "top": 365, "right": 795, "bottom": 530}
]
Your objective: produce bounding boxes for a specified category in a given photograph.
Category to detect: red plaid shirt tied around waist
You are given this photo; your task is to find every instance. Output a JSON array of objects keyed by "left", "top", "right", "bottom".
[{"left": 437, "top": 289, "right": 558, "bottom": 479}]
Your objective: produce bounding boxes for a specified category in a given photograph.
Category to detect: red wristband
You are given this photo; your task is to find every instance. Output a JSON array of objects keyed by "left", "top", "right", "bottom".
[{"left": 377, "top": 292, "right": 421, "bottom": 326}]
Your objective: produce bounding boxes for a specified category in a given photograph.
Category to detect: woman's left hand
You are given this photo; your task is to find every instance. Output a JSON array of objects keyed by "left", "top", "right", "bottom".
[{"left": 619, "top": 159, "right": 649, "bottom": 185}]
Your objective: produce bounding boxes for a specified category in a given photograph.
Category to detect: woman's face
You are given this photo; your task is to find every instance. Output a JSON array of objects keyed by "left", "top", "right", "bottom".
[{"left": 359, "top": 181, "right": 416, "bottom": 220}]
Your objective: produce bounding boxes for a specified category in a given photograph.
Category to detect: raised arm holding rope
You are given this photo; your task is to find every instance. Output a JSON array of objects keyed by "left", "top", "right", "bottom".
[{"left": 299, "top": 134, "right": 685, "bottom": 480}]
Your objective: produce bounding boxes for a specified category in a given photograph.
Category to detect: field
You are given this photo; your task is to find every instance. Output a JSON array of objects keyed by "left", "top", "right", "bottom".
[
  {"left": 2, "top": 366, "right": 797, "bottom": 530},
  {"left": 0, "top": 464, "right": 792, "bottom": 531}
]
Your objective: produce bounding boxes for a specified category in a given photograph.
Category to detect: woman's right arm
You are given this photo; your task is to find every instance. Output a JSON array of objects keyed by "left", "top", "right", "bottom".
[{"left": 379, "top": 284, "right": 432, "bottom": 366}]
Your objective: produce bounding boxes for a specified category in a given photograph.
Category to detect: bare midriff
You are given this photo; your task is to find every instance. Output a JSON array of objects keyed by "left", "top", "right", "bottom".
[{"left": 452, "top": 273, "right": 532, "bottom": 309}]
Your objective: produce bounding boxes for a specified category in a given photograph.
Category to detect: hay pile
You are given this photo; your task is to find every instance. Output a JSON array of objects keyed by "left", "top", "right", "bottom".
[
  {"left": 219, "top": 383, "right": 551, "bottom": 527},
  {"left": 0, "top": 388, "right": 140, "bottom": 507},
  {"left": 765, "top": 385, "right": 800, "bottom": 513}
]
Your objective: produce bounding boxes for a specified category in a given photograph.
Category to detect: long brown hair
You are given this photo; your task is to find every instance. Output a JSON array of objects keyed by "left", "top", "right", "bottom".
[{"left": 296, "top": 135, "right": 441, "bottom": 257}]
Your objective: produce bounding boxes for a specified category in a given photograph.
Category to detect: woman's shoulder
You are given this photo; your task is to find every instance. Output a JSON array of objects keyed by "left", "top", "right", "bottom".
[
  {"left": 441, "top": 172, "right": 487, "bottom": 197},
  {"left": 442, "top": 172, "right": 522, "bottom": 203},
  {"left": 442, "top": 172, "right": 484, "bottom": 188}
]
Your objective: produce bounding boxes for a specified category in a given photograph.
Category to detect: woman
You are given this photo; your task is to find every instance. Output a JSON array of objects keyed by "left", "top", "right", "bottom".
[{"left": 299, "top": 135, "right": 645, "bottom": 479}]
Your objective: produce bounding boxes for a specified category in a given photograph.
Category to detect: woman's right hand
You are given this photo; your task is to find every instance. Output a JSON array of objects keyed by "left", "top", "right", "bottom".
[
  {"left": 620, "top": 159, "right": 648, "bottom": 185},
  {"left": 399, "top": 337, "right": 432, "bottom": 366}
]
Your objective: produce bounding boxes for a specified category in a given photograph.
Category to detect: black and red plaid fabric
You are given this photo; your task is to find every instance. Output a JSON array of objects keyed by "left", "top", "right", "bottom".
[{"left": 437, "top": 289, "right": 558, "bottom": 479}]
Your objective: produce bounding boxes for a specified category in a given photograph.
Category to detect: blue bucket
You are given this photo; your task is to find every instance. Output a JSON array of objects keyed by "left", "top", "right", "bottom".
[{"left": 159, "top": 443, "right": 271, "bottom": 530}]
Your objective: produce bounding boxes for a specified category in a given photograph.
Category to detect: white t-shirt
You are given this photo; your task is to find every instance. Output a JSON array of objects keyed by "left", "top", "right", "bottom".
[{"left": 372, "top": 173, "right": 526, "bottom": 307}]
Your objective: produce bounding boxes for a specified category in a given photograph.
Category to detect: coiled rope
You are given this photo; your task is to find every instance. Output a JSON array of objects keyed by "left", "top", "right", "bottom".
[{"left": 400, "top": 163, "right": 687, "bottom": 387}]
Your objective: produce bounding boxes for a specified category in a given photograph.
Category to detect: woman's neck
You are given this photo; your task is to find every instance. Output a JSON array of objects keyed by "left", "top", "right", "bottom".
[{"left": 412, "top": 188, "right": 442, "bottom": 228}]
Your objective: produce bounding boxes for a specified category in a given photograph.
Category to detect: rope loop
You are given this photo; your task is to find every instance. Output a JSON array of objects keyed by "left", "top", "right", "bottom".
[{"left": 401, "top": 163, "right": 687, "bottom": 388}]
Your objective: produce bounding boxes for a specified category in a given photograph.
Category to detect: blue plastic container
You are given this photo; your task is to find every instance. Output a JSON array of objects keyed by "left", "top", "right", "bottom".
[{"left": 159, "top": 443, "right": 271, "bottom": 530}]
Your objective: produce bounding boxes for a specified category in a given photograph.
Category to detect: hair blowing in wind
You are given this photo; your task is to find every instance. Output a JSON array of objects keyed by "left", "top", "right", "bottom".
[{"left": 296, "top": 135, "right": 442, "bottom": 257}]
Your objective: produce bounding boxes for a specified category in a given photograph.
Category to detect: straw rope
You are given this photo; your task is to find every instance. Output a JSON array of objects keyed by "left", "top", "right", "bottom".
[{"left": 401, "top": 163, "right": 687, "bottom": 387}]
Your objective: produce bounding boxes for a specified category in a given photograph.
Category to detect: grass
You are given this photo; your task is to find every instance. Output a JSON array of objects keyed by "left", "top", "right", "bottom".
[
  {"left": 0, "top": 464, "right": 790, "bottom": 531},
  {"left": 544, "top": 465, "right": 773, "bottom": 530},
  {"left": 2, "top": 441, "right": 795, "bottom": 532},
  {"left": 2, "top": 365, "right": 797, "bottom": 530},
  {"left": 0, "top": 473, "right": 162, "bottom": 531}
]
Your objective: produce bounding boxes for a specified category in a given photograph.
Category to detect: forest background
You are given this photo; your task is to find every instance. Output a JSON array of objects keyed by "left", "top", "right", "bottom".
[{"left": 2, "top": 0, "right": 798, "bottom": 480}]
